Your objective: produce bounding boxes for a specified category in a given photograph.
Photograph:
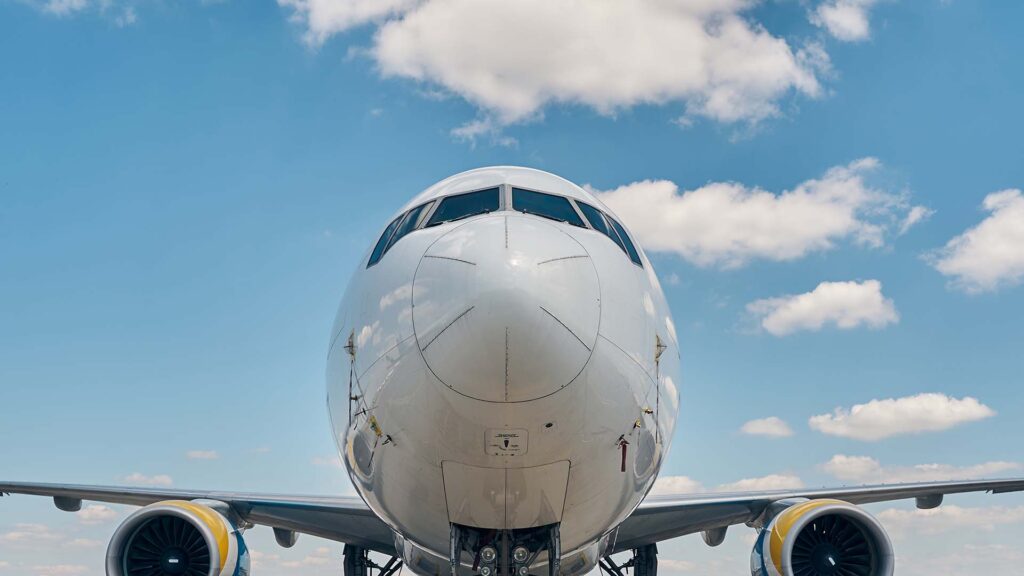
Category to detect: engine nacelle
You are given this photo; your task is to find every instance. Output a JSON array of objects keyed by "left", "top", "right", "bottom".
[
  {"left": 106, "top": 500, "right": 250, "bottom": 576},
  {"left": 751, "top": 499, "right": 894, "bottom": 576}
]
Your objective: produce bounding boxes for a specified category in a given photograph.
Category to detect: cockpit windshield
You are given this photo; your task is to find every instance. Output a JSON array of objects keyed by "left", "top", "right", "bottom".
[
  {"left": 425, "top": 188, "right": 500, "bottom": 227},
  {"left": 511, "top": 188, "right": 585, "bottom": 227}
]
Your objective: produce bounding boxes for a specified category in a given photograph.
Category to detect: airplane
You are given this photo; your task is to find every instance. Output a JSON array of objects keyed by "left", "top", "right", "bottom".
[{"left": 2, "top": 166, "right": 1023, "bottom": 576}]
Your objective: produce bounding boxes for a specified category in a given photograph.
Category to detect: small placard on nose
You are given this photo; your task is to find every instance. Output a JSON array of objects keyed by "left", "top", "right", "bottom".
[{"left": 486, "top": 428, "right": 528, "bottom": 456}]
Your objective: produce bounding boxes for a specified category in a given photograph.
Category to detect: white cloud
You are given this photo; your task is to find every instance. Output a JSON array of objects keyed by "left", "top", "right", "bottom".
[
  {"left": 809, "top": 393, "right": 995, "bottom": 441},
  {"left": 24, "top": 0, "right": 138, "bottom": 25},
  {"left": 651, "top": 475, "right": 705, "bottom": 495},
  {"left": 280, "top": 546, "right": 334, "bottom": 567},
  {"left": 28, "top": 565, "right": 88, "bottom": 576},
  {"left": 278, "top": 0, "right": 422, "bottom": 45},
  {"left": 659, "top": 559, "right": 699, "bottom": 573},
  {"left": 37, "top": 0, "right": 89, "bottom": 16},
  {"left": 747, "top": 280, "right": 899, "bottom": 336},
  {"left": 281, "top": 0, "right": 830, "bottom": 132},
  {"left": 67, "top": 538, "right": 103, "bottom": 548},
  {"left": 717, "top": 474, "right": 804, "bottom": 492},
  {"left": 810, "top": 0, "right": 879, "bottom": 42},
  {"left": 76, "top": 505, "right": 117, "bottom": 524},
  {"left": 122, "top": 473, "right": 173, "bottom": 487},
  {"left": 927, "top": 189, "right": 1024, "bottom": 293},
  {"left": 0, "top": 524, "right": 61, "bottom": 546},
  {"left": 186, "top": 450, "right": 220, "bottom": 460},
  {"left": 899, "top": 205, "right": 935, "bottom": 234},
  {"left": 877, "top": 505, "right": 1024, "bottom": 535},
  {"left": 651, "top": 473, "right": 803, "bottom": 494},
  {"left": 312, "top": 455, "right": 344, "bottom": 469},
  {"left": 740, "top": 416, "right": 794, "bottom": 438},
  {"left": 822, "top": 455, "right": 1021, "bottom": 484},
  {"left": 595, "top": 158, "right": 917, "bottom": 268},
  {"left": 903, "top": 544, "right": 1024, "bottom": 576}
]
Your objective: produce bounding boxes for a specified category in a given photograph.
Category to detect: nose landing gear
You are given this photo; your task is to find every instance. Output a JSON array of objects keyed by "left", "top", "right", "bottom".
[{"left": 450, "top": 523, "right": 562, "bottom": 576}]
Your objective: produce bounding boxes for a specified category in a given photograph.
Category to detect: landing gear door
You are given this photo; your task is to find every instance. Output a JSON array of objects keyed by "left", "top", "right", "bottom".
[{"left": 506, "top": 461, "right": 571, "bottom": 530}]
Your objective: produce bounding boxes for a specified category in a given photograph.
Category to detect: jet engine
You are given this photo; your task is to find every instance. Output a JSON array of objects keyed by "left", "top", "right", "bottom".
[
  {"left": 751, "top": 499, "right": 894, "bottom": 576},
  {"left": 106, "top": 500, "right": 250, "bottom": 576}
]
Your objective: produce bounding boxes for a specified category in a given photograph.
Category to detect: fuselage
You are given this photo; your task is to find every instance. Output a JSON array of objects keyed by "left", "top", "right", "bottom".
[{"left": 326, "top": 167, "right": 681, "bottom": 576}]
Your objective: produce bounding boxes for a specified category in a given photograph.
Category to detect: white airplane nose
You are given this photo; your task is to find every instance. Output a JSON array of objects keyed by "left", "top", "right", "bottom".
[{"left": 412, "top": 215, "right": 600, "bottom": 402}]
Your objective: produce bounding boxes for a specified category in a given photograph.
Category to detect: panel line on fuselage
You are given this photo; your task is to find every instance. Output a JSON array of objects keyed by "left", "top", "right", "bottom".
[
  {"left": 536, "top": 255, "right": 590, "bottom": 266},
  {"left": 539, "top": 306, "right": 592, "bottom": 353},
  {"left": 422, "top": 255, "right": 478, "bottom": 266},
  {"left": 420, "top": 306, "right": 476, "bottom": 352}
]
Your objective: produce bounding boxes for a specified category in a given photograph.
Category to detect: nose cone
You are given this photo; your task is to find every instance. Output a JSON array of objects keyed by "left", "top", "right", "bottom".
[{"left": 412, "top": 215, "right": 600, "bottom": 402}]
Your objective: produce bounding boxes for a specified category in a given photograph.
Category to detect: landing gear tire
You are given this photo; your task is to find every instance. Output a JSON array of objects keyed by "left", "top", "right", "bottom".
[
  {"left": 634, "top": 544, "right": 658, "bottom": 576},
  {"left": 344, "top": 545, "right": 370, "bottom": 576}
]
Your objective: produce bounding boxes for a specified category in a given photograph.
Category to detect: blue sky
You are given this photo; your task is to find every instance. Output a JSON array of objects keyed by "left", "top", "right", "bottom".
[{"left": 1, "top": 0, "right": 1023, "bottom": 574}]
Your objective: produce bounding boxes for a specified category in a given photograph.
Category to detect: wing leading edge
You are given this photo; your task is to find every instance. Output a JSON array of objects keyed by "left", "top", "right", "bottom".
[
  {"left": 611, "top": 477, "right": 1024, "bottom": 554},
  {"left": 0, "top": 481, "right": 396, "bottom": 555}
]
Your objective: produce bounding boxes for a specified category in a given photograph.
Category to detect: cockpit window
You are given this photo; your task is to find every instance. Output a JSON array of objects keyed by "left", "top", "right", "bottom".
[
  {"left": 425, "top": 188, "right": 500, "bottom": 227},
  {"left": 577, "top": 201, "right": 643, "bottom": 267},
  {"left": 608, "top": 216, "right": 643, "bottom": 266},
  {"left": 367, "top": 215, "right": 403, "bottom": 268},
  {"left": 384, "top": 202, "right": 430, "bottom": 254},
  {"left": 511, "top": 188, "right": 585, "bottom": 227},
  {"left": 577, "top": 202, "right": 617, "bottom": 242}
]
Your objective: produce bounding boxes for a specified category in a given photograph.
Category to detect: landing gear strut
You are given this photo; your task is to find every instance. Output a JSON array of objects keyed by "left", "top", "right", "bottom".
[
  {"left": 599, "top": 544, "right": 658, "bottom": 576},
  {"left": 449, "top": 523, "right": 562, "bottom": 576},
  {"left": 343, "top": 545, "right": 403, "bottom": 576}
]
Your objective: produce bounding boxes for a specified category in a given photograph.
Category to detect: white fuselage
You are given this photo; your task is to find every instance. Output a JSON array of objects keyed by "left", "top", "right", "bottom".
[{"left": 325, "top": 168, "right": 681, "bottom": 576}]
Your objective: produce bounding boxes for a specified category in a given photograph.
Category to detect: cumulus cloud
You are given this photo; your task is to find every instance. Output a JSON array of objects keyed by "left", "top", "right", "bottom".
[
  {"left": 740, "top": 416, "right": 794, "bottom": 438},
  {"left": 76, "top": 505, "right": 117, "bottom": 524},
  {"left": 651, "top": 475, "right": 705, "bottom": 495},
  {"left": 0, "top": 524, "right": 61, "bottom": 546},
  {"left": 186, "top": 450, "right": 220, "bottom": 460},
  {"left": 651, "top": 473, "right": 804, "bottom": 494},
  {"left": 281, "top": 546, "right": 334, "bottom": 568},
  {"left": 927, "top": 189, "right": 1024, "bottom": 293},
  {"left": 281, "top": 0, "right": 830, "bottom": 131},
  {"left": 595, "top": 159, "right": 918, "bottom": 268},
  {"left": 899, "top": 205, "right": 935, "bottom": 234},
  {"left": 810, "top": 0, "right": 879, "bottom": 42},
  {"left": 122, "top": 473, "right": 173, "bottom": 487},
  {"left": 67, "top": 538, "right": 103, "bottom": 548},
  {"left": 809, "top": 393, "right": 995, "bottom": 441},
  {"left": 278, "top": 0, "right": 421, "bottom": 45},
  {"left": 659, "top": 559, "right": 699, "bottom": 573},
  {"left": 22, "top": 0, "right": 139, "bottom": 24},
  {"left": 747, "top": 280, "right": 899, "bottom": 336},
  {"left": 821, "top": 454, "right": 1021, "bottom": 484},
  {"left": 877, "top": 505, "right": 1024, "bottom": 535},
  {"left": 717, "top": 474, "right": 804, "bottom": 492}
]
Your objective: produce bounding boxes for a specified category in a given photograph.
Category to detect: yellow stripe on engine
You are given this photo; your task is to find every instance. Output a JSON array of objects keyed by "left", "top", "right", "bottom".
[
  {"left": 164, "top": 500, "right": 230, "bottom": 573},
  {"left": 769, "top": 499, "right": 844, "bottom": 575}
]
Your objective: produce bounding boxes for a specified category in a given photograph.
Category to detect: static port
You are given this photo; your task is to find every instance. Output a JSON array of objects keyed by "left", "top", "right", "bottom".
[
  {"left": 480, "top": 547, "right": 497, "bottom": 563},
  {"left": 517, "top": 565, "right": 529, "bottom": 576},
  {"left": 512, "top": 547, "right": 529, "bottom": 563},
  {"left": 480, "top": 566, "right": 493, "bottom": 576}
]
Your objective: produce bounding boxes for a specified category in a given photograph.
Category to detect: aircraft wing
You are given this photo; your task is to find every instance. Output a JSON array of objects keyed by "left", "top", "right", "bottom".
[
  {"left": 611, "top": 477, "right": 1024, "bottom": 554},
  {"left": 0, "top": 481, "right": 396, "bottom": 555}
]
